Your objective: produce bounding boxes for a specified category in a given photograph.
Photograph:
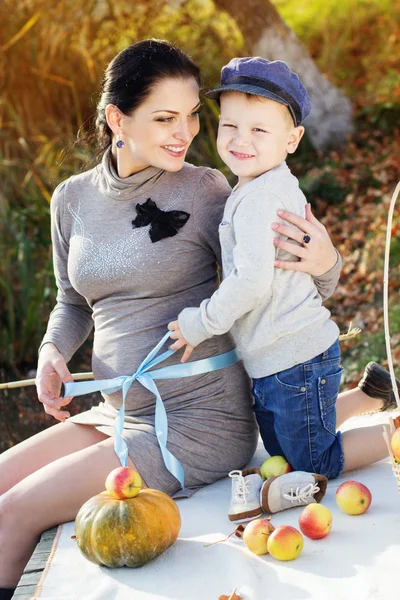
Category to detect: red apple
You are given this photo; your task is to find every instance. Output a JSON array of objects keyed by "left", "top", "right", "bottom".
[
  {"left": 267, "top": 525, "right": 304, "bottom": 561},
  {"left": 242, "top": 517, "right": 275, "bottom": 555},
  {"left": 299, "top": 504, "right": 332, "bottom": 539},
  {"left": 336, "top": 481, "right": 372, "bottom": 515},
  {"left": 105, "top": 466, "right": 142, "bottom": 499},
  {"left": 260, "top": 456, "right": 292, "bottom": 480},
  {"left": 390, "top": 429, "right": 400, "bottom": 463}
]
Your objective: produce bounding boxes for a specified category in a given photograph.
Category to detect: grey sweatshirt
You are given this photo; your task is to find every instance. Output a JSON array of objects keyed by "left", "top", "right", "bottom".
[{"left": 179, "top": 162, "right": 340, "bottom": 378}]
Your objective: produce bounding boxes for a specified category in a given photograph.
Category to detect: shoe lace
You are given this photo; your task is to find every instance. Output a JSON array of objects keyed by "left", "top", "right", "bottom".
[
  {"left": 229, "top": 470, "right": 250, "bottom": 503},
  {"left": 282, "top": 482, "right": 320, "bottom": 504}
]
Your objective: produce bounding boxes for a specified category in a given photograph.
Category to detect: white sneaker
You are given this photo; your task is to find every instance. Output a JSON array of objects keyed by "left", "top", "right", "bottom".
[
  {"left": 228, "top": 468, "right": 263, "bottom": 523},
  {"left": 260, "top": 471, "right": 328, "bottom": 514}
]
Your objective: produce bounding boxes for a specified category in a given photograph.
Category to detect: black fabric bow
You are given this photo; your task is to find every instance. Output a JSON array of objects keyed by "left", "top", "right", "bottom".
[{"left": 132, "top": 198, "right": 190, "bottom": 243}]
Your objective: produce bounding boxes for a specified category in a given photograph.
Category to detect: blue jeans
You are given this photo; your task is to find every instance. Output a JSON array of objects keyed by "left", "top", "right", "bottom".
[{"left": 252, "top": 340, "right": 344, "bottom": 479}]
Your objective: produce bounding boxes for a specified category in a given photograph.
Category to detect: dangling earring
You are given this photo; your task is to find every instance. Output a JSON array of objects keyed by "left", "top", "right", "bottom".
[{"left": 116, "top": 136, "right": 124, "bottom": 149}]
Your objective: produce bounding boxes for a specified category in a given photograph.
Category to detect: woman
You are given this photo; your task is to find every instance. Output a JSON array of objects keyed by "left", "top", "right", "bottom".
[{"left": 0, "top": 40, "right": 393, "bottom": 598}]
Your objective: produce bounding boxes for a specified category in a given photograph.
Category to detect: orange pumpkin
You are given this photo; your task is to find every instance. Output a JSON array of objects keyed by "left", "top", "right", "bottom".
[{"left": 75, "top": 488, "right": 181, "bottom": 567}]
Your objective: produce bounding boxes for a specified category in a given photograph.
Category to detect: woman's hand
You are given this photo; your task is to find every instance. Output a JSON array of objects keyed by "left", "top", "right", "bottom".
[
  {"left": 36, "top": 343, "right": 74, "bottom": 422},
  {"left": 168, "top": 320, "right": 195, "bottom": 363},
  {"left": 272, "top": 204, "right": 338, "bottom": 277}
]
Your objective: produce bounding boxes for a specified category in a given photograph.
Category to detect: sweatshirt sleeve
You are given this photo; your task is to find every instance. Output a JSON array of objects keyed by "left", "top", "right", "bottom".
[
  {"left": 192, "top": 169, "right": 232, "bottom": 266},
  {"left": 313, "top": 249, "right": 342, "bottom": 301},
  {"left": 179, "top": 189, "right": 280, "bottom": 347},
  {"left": 38, "top": 181, "right": 94, "bottom": 362}
]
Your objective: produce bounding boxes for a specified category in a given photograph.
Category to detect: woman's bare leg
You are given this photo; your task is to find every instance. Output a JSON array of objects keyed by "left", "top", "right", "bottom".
[
  {"left": 335, "top": 387, "right": 389, "bottom": 472},
  {"left": 0, "top": 421, "right": 111, "bottom": 494},
  {"left": 0, "top": 435, "right": 141, "bottom": 588},
  {"left": 336, "top": 388, "right": 384, "bottom": 429},
  {"left": 342, "top": 425, "right": 389, "bottom": 472}
]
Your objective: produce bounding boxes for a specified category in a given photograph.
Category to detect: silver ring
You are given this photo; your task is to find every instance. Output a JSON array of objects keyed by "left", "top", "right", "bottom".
[{"left": 303, "top": 234, "right": 311, "bottom": 245}]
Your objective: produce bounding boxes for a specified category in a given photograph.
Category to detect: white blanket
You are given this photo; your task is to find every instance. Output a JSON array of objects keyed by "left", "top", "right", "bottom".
[{"left": 34, "top": 412, "right": 400, "bottom": 600}]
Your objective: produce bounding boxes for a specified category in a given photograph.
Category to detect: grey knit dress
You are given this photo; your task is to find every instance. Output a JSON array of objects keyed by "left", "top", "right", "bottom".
[
  {"left": 41, "top": 148, "right": 260, "bottom": 497},
  {"left": 41, "top": 148, "right": 340, "bottom": 497}
]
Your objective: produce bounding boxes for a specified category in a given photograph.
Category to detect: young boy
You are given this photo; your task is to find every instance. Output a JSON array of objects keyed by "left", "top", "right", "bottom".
[{"left": 168, "top": 58, "right": 342, "bottom": 520}]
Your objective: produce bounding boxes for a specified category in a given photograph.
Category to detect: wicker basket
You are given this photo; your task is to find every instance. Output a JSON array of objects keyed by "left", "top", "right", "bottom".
[{"left": 383, "top": 415, "right": 400, "bottom": 494}]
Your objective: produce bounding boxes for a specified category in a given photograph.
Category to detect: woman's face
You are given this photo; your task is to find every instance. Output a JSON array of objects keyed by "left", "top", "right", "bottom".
[{"left": 116, "top": 77, "right": 201, "bottom": 173}]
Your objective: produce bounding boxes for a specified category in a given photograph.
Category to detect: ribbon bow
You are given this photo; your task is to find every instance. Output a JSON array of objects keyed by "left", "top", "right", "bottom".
[
  {"left": 64, "top": 331, "right": 239, "bottom": 491},
  {"left": 132, "top": 198, "right": 190, "bottom": 243}
]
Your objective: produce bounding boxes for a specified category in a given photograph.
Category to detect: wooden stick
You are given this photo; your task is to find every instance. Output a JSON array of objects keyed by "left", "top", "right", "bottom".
[
  {"left": 383, "top": 181, "right": 400, "bottom": 410},
  {"left": 2, "top": 193, "right": 398, "bottom": 396},
  {"left": 0, "top": 321, "right": 364, "bottom": 390},
  {"left": 382, "top": 182, "right": 400, "bottom": 494},
  {"left": 0, "top": 372, "right": 94, "bottom": 390}
]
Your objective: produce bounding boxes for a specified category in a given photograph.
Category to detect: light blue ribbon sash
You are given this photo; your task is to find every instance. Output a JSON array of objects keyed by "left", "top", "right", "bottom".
[{"left": 64, "top": 331, "right": 240, "bottom": 491}]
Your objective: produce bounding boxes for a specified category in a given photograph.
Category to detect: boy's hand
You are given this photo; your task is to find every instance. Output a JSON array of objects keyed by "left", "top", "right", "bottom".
[{"left": 168, "top": 320, "right": 195, "bottom": 363}]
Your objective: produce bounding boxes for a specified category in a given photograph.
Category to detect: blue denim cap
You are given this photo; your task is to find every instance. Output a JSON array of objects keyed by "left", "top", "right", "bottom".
[{"left": 206, "top": 57, "right": 311, "bottom": 126}]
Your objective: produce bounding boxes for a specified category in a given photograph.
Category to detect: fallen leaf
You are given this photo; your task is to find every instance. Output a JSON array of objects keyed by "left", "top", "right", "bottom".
[
  {"left": 204, "top": 525, "right": 245, "bottom": 547},
  {"left": 218, "top": 588, "right": 243, "bottom": 600},
  {"left": 234, "top": 524, "right": 245, "bottom": 538}
]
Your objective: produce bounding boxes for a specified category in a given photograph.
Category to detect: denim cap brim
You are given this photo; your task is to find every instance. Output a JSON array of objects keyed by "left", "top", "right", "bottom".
[{"left": 205, "top": 84, "right": 298, "bottom": 126}]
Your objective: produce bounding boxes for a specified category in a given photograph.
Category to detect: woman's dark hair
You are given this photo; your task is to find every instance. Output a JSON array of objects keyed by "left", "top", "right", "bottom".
[{"left": 95, "top": 39, "right": 201, "bottom": 153}]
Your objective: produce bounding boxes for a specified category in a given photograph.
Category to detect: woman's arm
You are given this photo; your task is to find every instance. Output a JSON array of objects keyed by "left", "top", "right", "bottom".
[
  {"left": 36, "top": 181, "right": 93, "bottom": 420},
  {"left": 36, "top": 343, "right": 74, "bottom": 421},
  {"left": 272, "top": 203, "right": 341, "bottom": 300},
  {"left": 39, "top": 181, "right": 94, "bottom": 361}
]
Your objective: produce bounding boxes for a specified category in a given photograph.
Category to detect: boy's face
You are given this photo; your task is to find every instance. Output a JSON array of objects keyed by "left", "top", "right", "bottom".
[{"left": 217, "top": 92, "right": 304, "bottom": 186}]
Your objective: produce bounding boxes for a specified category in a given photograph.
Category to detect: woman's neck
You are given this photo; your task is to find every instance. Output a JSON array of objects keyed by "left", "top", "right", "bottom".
[{"left": 110, "top": 146, "right": 150, "bottom": 178}]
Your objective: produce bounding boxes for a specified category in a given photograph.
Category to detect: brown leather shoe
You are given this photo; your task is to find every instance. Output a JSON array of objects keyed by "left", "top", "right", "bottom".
[{"left": 358, "top": 362, "right": 400, "bottom": 411}]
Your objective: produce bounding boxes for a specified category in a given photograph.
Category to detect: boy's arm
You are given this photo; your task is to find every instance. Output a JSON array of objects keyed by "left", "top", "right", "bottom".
[{"left": 178, "top": 190, "right": 280, "bottom": 347}]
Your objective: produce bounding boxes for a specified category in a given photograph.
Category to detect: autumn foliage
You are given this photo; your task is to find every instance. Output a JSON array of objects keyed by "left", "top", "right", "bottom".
[{"left": 290, "top": 128, "right": 400, "bottom": 389}]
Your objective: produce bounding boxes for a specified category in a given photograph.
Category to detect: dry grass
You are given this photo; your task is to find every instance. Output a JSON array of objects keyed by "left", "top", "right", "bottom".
[{"left": 0, "top": 0, "right": 242, "bottom": 201}]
